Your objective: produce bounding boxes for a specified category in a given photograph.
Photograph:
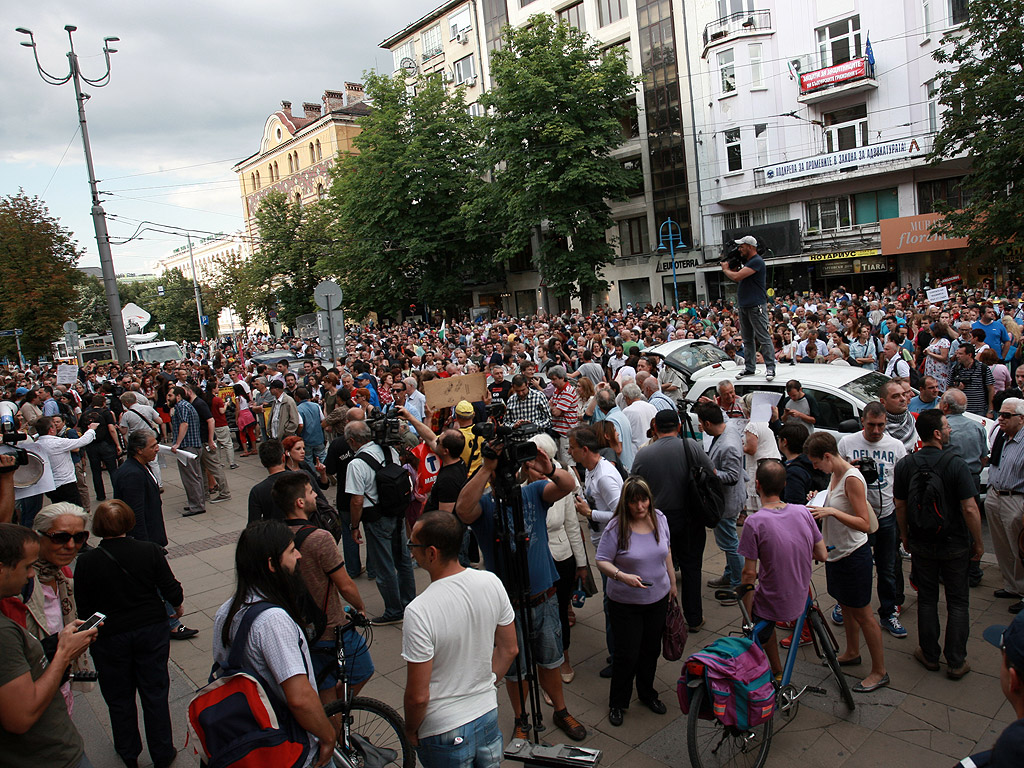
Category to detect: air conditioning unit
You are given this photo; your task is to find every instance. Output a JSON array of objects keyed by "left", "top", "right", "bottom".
[
  {"left": 464, "top": 75, "right": 477, "bottom": 87},
  {"left": 456, "top": 30, "right": 469, "bottom": 44},
  {"left": 788, "top": 54, "right": 814, "bottom": 75},
  {"left": 442, "top": 70, "right": 453, "bottom": 83}
]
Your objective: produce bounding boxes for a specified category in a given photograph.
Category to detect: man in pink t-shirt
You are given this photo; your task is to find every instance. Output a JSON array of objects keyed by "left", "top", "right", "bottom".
[{"left": 738, "top": 461, "right": 827, "bottom": 675}]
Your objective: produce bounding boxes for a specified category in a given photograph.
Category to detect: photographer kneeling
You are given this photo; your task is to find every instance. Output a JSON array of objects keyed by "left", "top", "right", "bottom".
[{"left": 456, "top": 441, "right": 588, "bottom": 743}]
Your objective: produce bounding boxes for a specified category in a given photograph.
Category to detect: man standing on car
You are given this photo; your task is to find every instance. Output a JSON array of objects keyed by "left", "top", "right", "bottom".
[{"left": 721, "top": 236, "right": 776, "bottom": 382}]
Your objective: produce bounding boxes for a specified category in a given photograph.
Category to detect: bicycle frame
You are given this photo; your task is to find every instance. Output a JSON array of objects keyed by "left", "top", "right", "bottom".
[{"left": 735, "top": 589, "right": 821, "bottom": 689}]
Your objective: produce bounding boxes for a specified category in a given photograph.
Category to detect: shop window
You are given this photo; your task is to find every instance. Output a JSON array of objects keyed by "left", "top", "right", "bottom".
[
  {"left": 718, "top": 49, "right": 736, "bottom": 94},
  {"left": 725, "top": 128, "right": 742, "bottom": 172},
  {"left": 749, "top": 44, "right": 764, "bottom": 88},
  {"left": 918, "top": 177, "right": 967, "bottom": 213},
  {"left": 619, "top": 217, "right": 650, "bottom": 256},
  {"left": 598, "top": 0, "right": 628, "bottom": 26},
  {"left": 824, "top": 104, "right": 868, "bottom": 153},
  {"left": 853, "top": 188, "right": 899, "bottom": 223},
  {"left": 558, "top": 2, "right": 585, "bottom": 31},
  {"left": 816, "top": 15, "right": 861, "bottom": 68}
]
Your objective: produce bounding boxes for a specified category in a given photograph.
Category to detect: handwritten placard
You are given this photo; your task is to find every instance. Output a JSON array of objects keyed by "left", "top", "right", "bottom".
[
  {"left": 423, "top": 373, "right": 487, "bottom": 410},
  {"left": 56, "top": 364, "right": 79, "bottom": 385},
  {"left": 926, "top": 286, "right": 950, "bottom": 304}
]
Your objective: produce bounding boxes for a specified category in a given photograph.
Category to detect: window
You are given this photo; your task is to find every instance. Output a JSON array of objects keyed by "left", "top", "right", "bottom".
[
  {"left": 755, "top": 123, "right": 769, "bottom": 165},
  {"left": 718, "top": 49, "right": 736, "bottom": 93},
  {"left": 717, "top": 0, "right": 754, "bottom": 17},
  {"left": 950, "top": 0, "right": 968, "bottom": 24},
  {"left": 597, "top": 0, "right": 628, "bottom": 26},
  {"left": 922, "top": 0, "right": 933, "bottom": 34},
  {"left": 557, "top": 2, "right": 585, "bottom": 31},
  {"left": 295, "top": 192, "right": 302, "bottom": 206},
  {"left": 520, "top": 0, "right": 539, "bottom": 6},
  {"left": 918, "top": 177, "right": 967, "bottom": 213},
  {"left": 449, "top": 7, "right": 472, "bottom": 38},
  {"left": 621, "top": 157, "right": 644, "bottom": 196},
  {"left": 724, "top": 128, "right": 742, "bottom": 172},
  {"left": 853, "top": 188, "right": 899, "bottom": 223},
  {"left": 617, "top": 98, "right": 640, "bottom": 139},
  {"left": 806, "top": 197, "right": 853, "bottom": 232},
  {"left": 453, "top": 54, "right": 476, "bottom": 83},
  {"left": 392, "top": 40, "right": 414, "bottom": 72},
  {"left": 824, "top": 104, "right": 868, "bottom": 152},
  {"left": 316, "top": 183, "right": 325, "bottom": 198},
  {"left": 316, "top": 140, "right": 322, "bottom": 161},
  {"left": 467, "top": 102, "right": 484, "bottom": 117},
  {"left": 927, "top": 80, "right": 939, "bottom": 133},
  {"left": 805, "top": 388, "right": 855, "bottom": 430},
  {"left": 816, "top": 15, "right": 861, "bottom": 68},
  {"left": 255, "top": 170, "right": 260, "bottom": 189},
  {"left": 288, "top": 154, "right": 293, "bottom": 174},
  {"left": 749, "top": 44, "right": 763, "bottom": 88},
  {"left": 619, "top": 217, "right": 650, "bottom": 256},
  {"left": 722, "top": 204, "right": 790, "bottom": 231},
  {"left": 422, "top": 24, "right": 443, "bottom": 60},
  {"left": 293, "top": 151, "right": 299, "bottom": 172},
  {"left": 309, "top": 142, "right": 315, "bottom": 163}
]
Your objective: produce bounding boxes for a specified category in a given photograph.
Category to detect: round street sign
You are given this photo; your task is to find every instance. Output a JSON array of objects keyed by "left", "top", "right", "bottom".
[
  {"left": 63, "top": 321, "right": 79, "bottom": 333},
  {"left": 313, "top": 280, "right": 343, "bottom": 311}
]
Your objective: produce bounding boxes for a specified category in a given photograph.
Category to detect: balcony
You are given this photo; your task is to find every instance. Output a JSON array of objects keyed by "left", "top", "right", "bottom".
[
  {"left": 703, "top": 10, "right": 772, "bottom": 52},
  {"left": 796, "top": 57, "right": 877, "bottom": 105}
]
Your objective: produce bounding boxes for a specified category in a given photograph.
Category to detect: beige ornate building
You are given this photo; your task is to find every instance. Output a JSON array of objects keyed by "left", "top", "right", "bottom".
[{"left": 232, "top": 84, "right": 369, "bottom": 244}]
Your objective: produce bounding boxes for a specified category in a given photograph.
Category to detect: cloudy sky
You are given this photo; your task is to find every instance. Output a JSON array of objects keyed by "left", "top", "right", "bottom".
[{"left": 0, "top": 0, "right": 433, "bottom": 272}]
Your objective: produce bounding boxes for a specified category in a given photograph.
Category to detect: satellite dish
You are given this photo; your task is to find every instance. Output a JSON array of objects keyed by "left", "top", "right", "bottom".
[{"left": 122, "top": 302, "right": 151, "bottom": 333}]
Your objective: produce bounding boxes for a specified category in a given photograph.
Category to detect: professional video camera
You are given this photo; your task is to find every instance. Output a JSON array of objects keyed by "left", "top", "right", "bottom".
[
  {"left": 366, "top": 409, "right": 403, "bottom": 446},
  {"left": 722, "top": 244, "right": 744, "bottom": 272},
  {"left": 0, "top": 401, "right": 29, "bottom": 473},
  {"left": 472, "top": 412, "right": 541, "bottom": 467}
]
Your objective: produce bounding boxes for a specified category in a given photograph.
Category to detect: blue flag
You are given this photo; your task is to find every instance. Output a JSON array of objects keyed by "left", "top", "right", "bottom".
[{"left": 866, "top": 35, "right": 875, "bottom": 66}]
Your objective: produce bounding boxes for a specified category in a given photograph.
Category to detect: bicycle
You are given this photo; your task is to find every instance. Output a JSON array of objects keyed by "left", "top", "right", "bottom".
[
  {"left": 685, "top": 584, "right": 854, "bottom": 768},
  {"left": 322, "top": 611, "right": 413, "bottom": 768}
]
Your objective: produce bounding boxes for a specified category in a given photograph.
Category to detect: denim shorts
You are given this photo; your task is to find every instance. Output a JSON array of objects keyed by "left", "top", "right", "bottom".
[
  {"left": 416, "top": 708, "right": 502, "bottom": 768},
  {"left": 310, "top": 631, "right": 374, "bottom": 691},
  {"left": 505, "top": 594, "right": 563, "bottom": 680}
]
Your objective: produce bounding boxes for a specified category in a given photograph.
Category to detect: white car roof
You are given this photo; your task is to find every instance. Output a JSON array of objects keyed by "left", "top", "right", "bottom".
[{"left": 690, "top": 363, "right": 873, "bottom": 387}]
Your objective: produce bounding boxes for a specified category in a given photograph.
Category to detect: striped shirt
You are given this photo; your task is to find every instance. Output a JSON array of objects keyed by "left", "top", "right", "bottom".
[
  {"left": 989, "top": 429, "right": 1024, "bottom": 493},
  {"left": 549, "top": 384, "right": 580, "bottom": 437},
  {"left": 949, "top": 361, "right": 994, "bottom": 416}
]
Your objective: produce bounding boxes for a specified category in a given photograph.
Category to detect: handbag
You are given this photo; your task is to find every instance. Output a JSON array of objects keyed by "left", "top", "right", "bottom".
[{"left": 662, "top": 594, "right": 688, "bottom": 661}]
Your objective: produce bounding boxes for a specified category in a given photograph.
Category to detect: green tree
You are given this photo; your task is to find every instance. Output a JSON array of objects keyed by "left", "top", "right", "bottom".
[
  {"left": 250, "top": 192, "right": 330, "bottom": 327},
  {"left": 929, "top": 0, "right": 1024, "bottom": 263},
  {"left": 207, "top": 252, "right": 270, "bottom": 328},
  {"left": 477, "top": 14, "right": 640, "bottom": 307},
  {"left": 118, "top": 270, "right": 223, "bottom": 341},
  {"left": 0, "top": 191, "right": 82, "bottom": 359},
  {"left": 71, "top": 273, "right": 111, "bottom": 335},
  {"left": 323, "top": 71, "right": 497, "bottom": 317}
]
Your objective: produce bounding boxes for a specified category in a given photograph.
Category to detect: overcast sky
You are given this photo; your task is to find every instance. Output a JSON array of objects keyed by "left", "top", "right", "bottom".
[{"left": 0, "top": 0, "right": 433, "bottom": 272}]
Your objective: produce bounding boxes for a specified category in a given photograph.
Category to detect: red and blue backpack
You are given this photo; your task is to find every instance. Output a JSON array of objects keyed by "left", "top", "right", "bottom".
[{"left": 677, "top": 636, "right": 776, "bottom": 731}]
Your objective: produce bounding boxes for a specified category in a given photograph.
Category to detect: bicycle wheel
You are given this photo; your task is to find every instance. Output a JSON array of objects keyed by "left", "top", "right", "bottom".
[
  {"left": 686, "top": 683, "right": 773, "bottom": 768},
  {"left": 324, "top": 696, "right": 414, "bottom": 768},
  {"left": 808, "top": 609, "right": 855, "bottom": 712}
]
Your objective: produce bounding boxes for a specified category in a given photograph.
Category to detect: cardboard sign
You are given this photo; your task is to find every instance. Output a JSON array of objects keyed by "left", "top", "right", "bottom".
[
  {"left": 56, "top": 364, "right": 79, "bottom": 385},
  {"left": 926, "top": 286, "right": 950, "bottom": 304},
  {"left": 423, "top": 373, "right": 487, "bottom": 410}
]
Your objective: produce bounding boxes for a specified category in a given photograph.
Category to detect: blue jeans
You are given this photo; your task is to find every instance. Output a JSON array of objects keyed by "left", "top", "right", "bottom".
[
  {"left": 869, "top": 513, "right": 904, "bottom": 619},
  {"left": 416, "top": 708, "right": 502, "bottom": 768},
  {"left": 364, "top": 515, "right": 416, "bottom": 620},
  {"left": 714, "top": 517, "right": 743, "bottom": 587},
  {"left": 738, "top": 303, "right": 774, "bottom": 374}
]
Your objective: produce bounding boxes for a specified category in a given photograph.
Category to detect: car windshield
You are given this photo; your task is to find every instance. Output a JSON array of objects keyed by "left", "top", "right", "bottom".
[
  {"left": 664, "top": 341, "right": 731, "bottom": 373},
  {"left": 138, "top": 344, "right": 183, "bottom": 363},
  {"left": 839, "top": 372, "right": 892, "bottom": 403}
]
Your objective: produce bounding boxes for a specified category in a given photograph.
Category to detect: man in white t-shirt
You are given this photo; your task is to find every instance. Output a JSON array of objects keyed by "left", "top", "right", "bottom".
[
  {"left": 837, "top": 402, "right": 908, "bottom": 639},
  {"left": 403, "top": 511, "right": 517, "bottom": 768}
]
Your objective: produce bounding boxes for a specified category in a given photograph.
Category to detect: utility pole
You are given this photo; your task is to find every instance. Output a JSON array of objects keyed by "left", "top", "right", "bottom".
[
  {"left": 186, "top": 233, "right": 208, "bottom": 341},
  {"left": 17, "top": 25, "right": 131, "bottom": 364}
]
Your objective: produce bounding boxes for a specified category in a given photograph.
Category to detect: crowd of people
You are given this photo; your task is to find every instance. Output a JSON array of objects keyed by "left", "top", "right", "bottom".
[{"left": 2, "top": 267, "right": 1024, "bottom": 767}]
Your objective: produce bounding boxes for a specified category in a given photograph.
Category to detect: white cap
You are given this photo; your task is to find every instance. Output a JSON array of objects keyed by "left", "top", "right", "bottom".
[{"left": 734, "top": 235, "right": 758, "bottom": 247}]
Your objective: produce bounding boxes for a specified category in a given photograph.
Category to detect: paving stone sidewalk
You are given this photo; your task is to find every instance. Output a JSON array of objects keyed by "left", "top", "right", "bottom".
[{"left": 73, "top": 451, "right": 1016, "bottom": 767}]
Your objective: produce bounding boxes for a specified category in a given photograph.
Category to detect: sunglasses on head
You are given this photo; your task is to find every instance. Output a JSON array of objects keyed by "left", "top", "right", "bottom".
[{"left": 42, "top": 530, "right": 90, "bottom": 546}]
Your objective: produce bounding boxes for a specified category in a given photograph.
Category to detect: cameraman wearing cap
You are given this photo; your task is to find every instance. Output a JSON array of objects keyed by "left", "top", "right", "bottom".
[{"left": 721, "top": 236, "right": 776, "bottom": 382}]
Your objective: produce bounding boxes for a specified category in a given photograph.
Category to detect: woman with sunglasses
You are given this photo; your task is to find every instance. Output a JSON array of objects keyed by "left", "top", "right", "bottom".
[{"left": 23, "top": 502, "right": 95, "bottom": 715}]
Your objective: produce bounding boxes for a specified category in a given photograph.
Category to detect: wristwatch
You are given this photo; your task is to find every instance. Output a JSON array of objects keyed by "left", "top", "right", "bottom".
[
  {"left": 350, "top": 524, "right": 359, "bottom": 532},
  {"left": 545, "top": 468, "right": 557, "bottom": 479}
]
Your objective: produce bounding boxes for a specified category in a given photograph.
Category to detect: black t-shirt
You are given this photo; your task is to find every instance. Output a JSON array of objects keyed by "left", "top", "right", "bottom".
[
  {"left": 425, "top": 460, "right": 467, "bottom": 513},
  {"left": 893, "top": 446, "right": 976, "bottom": 554},
  {"left": 488, "top": 380, "right": 512, "bottom": 402},
  {"left": 81, "top": 407, "right": 115, "bottom": 445},
  {"left": 191, "top": 397, "right": 214, "bottom": 442},
  {"left": 325, "top": 436, "right": 353, "bottom": 512}
]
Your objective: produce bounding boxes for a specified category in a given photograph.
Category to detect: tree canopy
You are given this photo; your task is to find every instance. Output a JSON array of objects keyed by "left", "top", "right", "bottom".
[
  {"left": 322, "top": 71, "right": 498, "bottom": 317},
  {"left": 929, "top": 0, "right": 1024, "bottom": 262},
  {"left": 477, "top": 14, "right": 640, "bottom": 307},
  {"left": 0, "top": 191, "right": 82, "bottom": 359}
]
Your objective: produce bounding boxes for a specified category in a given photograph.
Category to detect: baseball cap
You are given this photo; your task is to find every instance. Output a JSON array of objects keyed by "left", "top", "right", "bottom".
[
  {"left": 734, "top": 236, "right": 758, "bottom": 247},
  {"left": 984, "top": 613, "right": 1024, "bottom": 670},
  {"left": 653, "top": 409, "right": 680, "bottom": 431},
  {"left": 454, "top": 400, "right": 474, "bottom": 416},
  {"left": 15, "top": 387, "right": 28, "bottom": 396}
]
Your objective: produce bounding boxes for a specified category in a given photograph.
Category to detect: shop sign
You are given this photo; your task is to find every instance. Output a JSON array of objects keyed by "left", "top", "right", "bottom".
[
  {"left": 817, "top": 256, "right": 888, "bottom": 276},
  {"left": 880, "top": 213, "right": 969, "bottom": 254},
  {"left": 938, "top": 274, "right": 961, "bottom": 286},
  {"left": 800, "top": 58, "right": 868, "bottom": 93},
  {"left": 758, "top": 138, "right": 924, "bottom": 184},
  {"left": 655, "top": 256, "right": 700, "bottom": 274},
  {"left": 808, "top": 248, "right": 880, "bottom": 262}
]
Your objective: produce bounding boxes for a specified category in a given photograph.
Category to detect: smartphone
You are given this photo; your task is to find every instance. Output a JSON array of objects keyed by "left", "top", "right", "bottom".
[
  {"left": 640, "top": 580, "right": 653, "bottom": 587},
  {"left": 76, "top": 612, "right": 105, "bottom": 633}
]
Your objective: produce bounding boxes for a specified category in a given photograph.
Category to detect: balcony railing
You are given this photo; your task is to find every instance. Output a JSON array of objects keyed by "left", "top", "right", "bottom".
[
  {"left": 703, "top": 10, "right": 772, "bottom": 48},
  {"left": 799, "top": 57, "right": 875, "bottom": 95}
]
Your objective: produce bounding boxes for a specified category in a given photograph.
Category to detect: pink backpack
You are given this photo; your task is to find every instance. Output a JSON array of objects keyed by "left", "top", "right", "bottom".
[{"left": 677, "top": 636, "right": 775, "bottom": 730}]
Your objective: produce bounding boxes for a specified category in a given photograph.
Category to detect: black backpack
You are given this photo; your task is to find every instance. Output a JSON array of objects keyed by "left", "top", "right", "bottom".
[
  {"left": 905, "top": 451, "right": 958, "bottom": 541},
  {"left": 356, "top": 450, "right": 412, "bottom": 518},
  {"left": 682, "top": 438, "right": 725, "bottom": 528}
]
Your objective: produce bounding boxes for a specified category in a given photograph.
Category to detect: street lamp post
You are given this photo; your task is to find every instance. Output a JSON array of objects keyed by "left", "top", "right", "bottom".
[
  {"left": 657, "top": 217, "right": 688, "bottom": 312},
  {"left": 16, "top": 26, "right": 131, "bottom": 364}
]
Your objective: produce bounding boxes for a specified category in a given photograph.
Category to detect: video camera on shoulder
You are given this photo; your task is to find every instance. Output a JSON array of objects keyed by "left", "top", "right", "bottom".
[
  {"left": 366, "top": 410, "right": 403, "bottom": 445},
  {"left": 473, "top": 419, "right": 540, "bottom": 467}
]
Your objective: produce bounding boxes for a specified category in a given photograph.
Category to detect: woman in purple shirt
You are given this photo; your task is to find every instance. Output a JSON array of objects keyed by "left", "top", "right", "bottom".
[{"left": 596, "top": 477, "right": 676, "bottom": 728}]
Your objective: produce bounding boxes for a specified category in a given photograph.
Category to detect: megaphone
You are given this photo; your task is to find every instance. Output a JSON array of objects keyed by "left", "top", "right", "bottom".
[{"left": 0, "top": 401, "right": 41, "bottom": 487}]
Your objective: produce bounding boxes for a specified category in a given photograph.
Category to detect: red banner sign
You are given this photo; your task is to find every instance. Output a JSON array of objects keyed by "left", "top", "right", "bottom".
[
  {"left": 800, "top": 58, "right": 868, "bottom": 92},
  {"left": 938, "top": 275, "right": 962, "bottom": 286}
]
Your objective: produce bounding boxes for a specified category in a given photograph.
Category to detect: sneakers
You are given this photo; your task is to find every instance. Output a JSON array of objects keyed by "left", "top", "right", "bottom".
[
  {"left": 899, "top": 544, "right": 912, "bottom": 560},
  {"left": 512, "top": 715, "right": 531, "bottom": 740},
  {"left": 780, "top": 626, "right": 812, "bottom": 648},
  {"left": 370, "top": 614, "right": 404, "bottom": 626},
  {"left": 715, "top": 588, "right": 738, "bottom": 606},
  {"left": 831, "top": 604, "right": 844, "bottom": 626},
  {"left": 885, "top": 612, "right": 907, "bottom": 638},
  {"left": 766, "top": 371, "right": 775, "bottom": 382},
  {"left": 552, "top": 709, "right": 587, "bottom": 741},
  {"left": 706, "top": 574, "right": 731, "bottom": 588},
  {"left": 170, "top": 625, "right": 199, "bottom": 640},
  {"left": 210, "top": 492, "right": 232, "bottom": 503},
  {"left": 735, "top": 370, "right": 754, "bottom": 379}
]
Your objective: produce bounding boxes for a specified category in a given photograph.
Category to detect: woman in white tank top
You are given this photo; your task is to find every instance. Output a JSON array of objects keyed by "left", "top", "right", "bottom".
[{"left": 806, "top": 432, "right": 889, "bottom": 693}]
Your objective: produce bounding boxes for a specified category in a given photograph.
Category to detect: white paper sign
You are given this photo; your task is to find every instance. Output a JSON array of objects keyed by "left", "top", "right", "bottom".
[
  {"left": 926, "top": 286, "right": 950, "bottom": 304},
  {"left": 749, "top": 392, "right": 780, "bottom": 423},
  {"left": 809, "top": 490, "right": 828, "bottom": 508},
  {"left": 56, "top": 364, "right": 79, "bottom": 385},
  {"left": 158, "top": 444, "right": 197, "bottom": 465}
]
